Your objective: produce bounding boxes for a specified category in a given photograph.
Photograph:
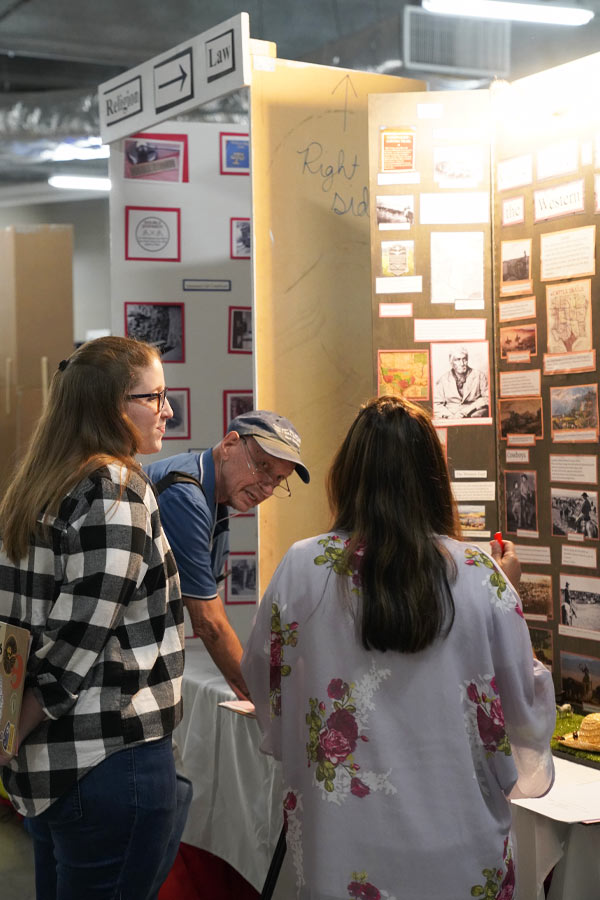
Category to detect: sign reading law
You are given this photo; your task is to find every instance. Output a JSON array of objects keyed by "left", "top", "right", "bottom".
[{"left": 99, "top": 14, "right": 250, "bottom": 143}]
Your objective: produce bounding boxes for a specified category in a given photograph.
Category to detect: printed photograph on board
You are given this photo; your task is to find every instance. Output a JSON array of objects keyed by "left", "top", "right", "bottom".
[
  {"left": 457, "top": 505, "right": 486, "bottom": 534},
  {"left": 377, "top": 349, "right": 429, "bottom": 400},
  {"left": 375, "top": 195, "right": 415, "bottom": 229},
  {"left": 520, "top": 572, "right": 553, "bottom": 621},
  {"left": 431, "top": 341, "right": 491, "bottom": 425},
  {"left": 560, "top": 574, "right": 600, "bottom": 635},
  {"left": 225, "top": 553, "right": 257, "bottom": 605},
  {"left": 550, "top": 384, "right": 599, "bottom": 442},
  {"left": 499, "top": 324, "right": 537, "bottom": 358},
  {"left": 551, "top": 488, "right": 599, "bottom": 540},
  {"left": 504, "top": 470, "right": 537, "bottom": 534},
  {"left": 164, "top": 388, "right": 190, "bottom": 440},
  {"left": 528, "top": 626, "right": 553, "bottom": 672},
  {"left": 125, "top": 302, "right": 184, "bottom": 362},
  {"left": 500, "top": 238, "right": 532, "bottom": 296},
  {"left": 219, "top": 132, "right": 249, "bottom": 175},
  {"left": 223, "top": 389, "right": 253, "bottom": 434},
  {"left": 561, "top": 650, "right": 600, "bottom": 710},
  {"left": 499, "top": 397, "right": 543, "bottom": 440},
  {"left": 230, "top": 218, "right": 251, "bottom": 259},
  {"left": 124, "top": 133, "right": 188, "bottom": 183},
  {"left": 228, "top": 306, "right": 252, "bottom": 354}
]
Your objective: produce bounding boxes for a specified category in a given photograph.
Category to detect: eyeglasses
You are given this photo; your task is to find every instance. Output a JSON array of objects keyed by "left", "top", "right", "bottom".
[
  {"left": 241, "top": 437, "right": 291, "bottom": 499},
  {"left": 127, "top": 387, "right": 169, "bottom": 414}
]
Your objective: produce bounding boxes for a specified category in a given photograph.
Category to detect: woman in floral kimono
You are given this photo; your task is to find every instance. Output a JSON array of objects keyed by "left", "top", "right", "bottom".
[{"left": 242, "top": 395, "right": 555, "bottom": 900}]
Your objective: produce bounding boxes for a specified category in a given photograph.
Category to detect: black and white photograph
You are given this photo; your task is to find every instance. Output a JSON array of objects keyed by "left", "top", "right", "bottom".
[
  {"left": 504, "top": 470, "right": 538, "bottom": 534},
  {"left": 164, "top": 387, "right": 190, "bottom": 440},
  {"left": 223, "top": 389, "right": 253, "bottom": 434},
  {"left": 551, "top": 487, "right": 599, "bottom": 540},
  {"left": 431, "top": 341, "right": 491, "bottom": 425},
  {"left": 125, "top": 302, "right": 185, "bottom": 362},
  {"left": 500, "top": 238, "right": 532, "bottom": 295},
  {"left": 559, "top": 574, "right": 600, "bottom": 640},
  {"left": 228, "top": 306, "right": 252, "bottom": 354},
  {"left": 520, "top": 573, "right": 553, "bottom": 620},
  {"left": 499, "top": 397, "right": 543, "bottom": 440},
  {"left": 561, "top": 650, "right": 600, "bottom": 710},
  {"left": 375, "top": 195, "right": 415, "bottom": 229},
  {"left": 230, "top": 217, "right": 251, "bottom": 259},
  {"left": 528, "top": 627, "right": 553, "bottom": 672},
  {"left": 225, "top": 553, "right": 257, "bottom": 605}
]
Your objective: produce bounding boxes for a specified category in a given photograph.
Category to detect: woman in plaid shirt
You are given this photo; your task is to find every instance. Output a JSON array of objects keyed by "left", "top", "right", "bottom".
[{"left": 0, "top": 336, "right": 185, "bottom": 900}]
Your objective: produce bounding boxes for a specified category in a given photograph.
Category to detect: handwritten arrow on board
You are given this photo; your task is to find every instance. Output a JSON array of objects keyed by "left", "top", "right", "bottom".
[
  {"left": 331, "top": 74, "right": 358, "bottom": 132},
  {"left": 159, "top": 64, "right": 188, "bottom": 92}
]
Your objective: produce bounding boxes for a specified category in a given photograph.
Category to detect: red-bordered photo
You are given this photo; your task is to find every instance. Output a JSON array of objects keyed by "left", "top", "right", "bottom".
[
  {"left": 223, "top": 389, "right": 253, "bottom": 435},
  {"left": 124, "top": 132, "right": 189, "bottom": 183},
  {"left": 219, "top": 131, "right": 249, "bottom": 175},
  {"left": 164, "top": 388, "right": 190, "bottom": 440},
  {"left": 228, "top": 306, "right": 252, "bottom": 354},
  {"left": 224, "top": 552, "right": 257, "bottom": 605},
  {"left": 125, "top": 302, "right": 185, "bottom": 363},
  {"left": 230, "top": 217, "right": 251, "bottom": 259},
  {"left": 125, "top": 206, "right": 181, "bottom": 262}
]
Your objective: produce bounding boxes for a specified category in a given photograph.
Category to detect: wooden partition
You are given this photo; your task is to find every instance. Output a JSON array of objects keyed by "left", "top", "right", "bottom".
[{"left": 250, "top": 58, "right": 423, "bottom": 589}]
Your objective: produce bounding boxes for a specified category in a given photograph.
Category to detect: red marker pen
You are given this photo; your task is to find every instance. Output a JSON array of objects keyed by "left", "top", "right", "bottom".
[{"left": 494, "top": 531, "right": 505, "bottom": 552}]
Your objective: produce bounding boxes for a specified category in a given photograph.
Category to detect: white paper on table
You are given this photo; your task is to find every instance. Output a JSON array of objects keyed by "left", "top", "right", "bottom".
[
  {"left": 218, "top": 700, "right": 256, "bottom": 717},
  {"left": 512, "top": 761, "right": 600, "bottom": 823}
]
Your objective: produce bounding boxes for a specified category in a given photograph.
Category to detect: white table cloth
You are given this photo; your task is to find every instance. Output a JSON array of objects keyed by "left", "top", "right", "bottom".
[
  {"left": 173, "top": 642, "right": 283, "bottom": 892},
  {"left": 512, "top": 755, "right": 600, "bottom": 900}
]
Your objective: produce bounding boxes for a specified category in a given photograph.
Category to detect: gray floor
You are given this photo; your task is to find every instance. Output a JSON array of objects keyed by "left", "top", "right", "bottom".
[{"left": 0, "top": 801, "right": 36, "bottom": 897}]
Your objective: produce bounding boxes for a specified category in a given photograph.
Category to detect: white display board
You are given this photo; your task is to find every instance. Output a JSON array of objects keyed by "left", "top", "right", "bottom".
[{"left": 109, "top": 119, "right": 256, "bottom": 641}]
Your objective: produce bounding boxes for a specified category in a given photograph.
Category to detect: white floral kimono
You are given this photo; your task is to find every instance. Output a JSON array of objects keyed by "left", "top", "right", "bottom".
[{"left": 241, "top": 534, "right": 555, "bottom": 900}]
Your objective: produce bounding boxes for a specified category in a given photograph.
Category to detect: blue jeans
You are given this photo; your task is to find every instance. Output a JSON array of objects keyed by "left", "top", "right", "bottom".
[
  {"left": 25, "top": 735, "right": 178, "bottom": 900},
  {"left": 146, "top": 771, "right": 193, "bottom": 900}
]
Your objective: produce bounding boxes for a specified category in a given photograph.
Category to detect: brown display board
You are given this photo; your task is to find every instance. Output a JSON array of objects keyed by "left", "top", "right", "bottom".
[
  {"left": 368, "top": 90, "right": 498, "bottom": 543},
  {"left": 369, "top": 51, "right": 600, "bottom": 703},
  {"left": 492, "top": 53, "right": 600, "bottom": 704},
  {"left": 251, "top": 57, "right": 423, "bottom": 589}
]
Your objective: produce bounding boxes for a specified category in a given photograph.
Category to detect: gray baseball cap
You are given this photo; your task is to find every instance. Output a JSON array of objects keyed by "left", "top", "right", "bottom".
[{"left": 227, "top": 409, "right": 310, "bottom": 483}]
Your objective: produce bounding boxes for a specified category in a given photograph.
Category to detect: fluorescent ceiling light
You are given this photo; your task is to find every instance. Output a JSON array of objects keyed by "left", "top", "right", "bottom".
[
  {"left": 48, "top": 175, "right": 111, "bottom": 191},
  {"left": 422, "top": 0, "right": 594, "bottom": 26}
]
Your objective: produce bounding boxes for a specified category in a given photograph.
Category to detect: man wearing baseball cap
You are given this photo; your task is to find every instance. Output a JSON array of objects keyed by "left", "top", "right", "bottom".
[{"left": 145, "top": 410, "right": 309, "bottom": 701}]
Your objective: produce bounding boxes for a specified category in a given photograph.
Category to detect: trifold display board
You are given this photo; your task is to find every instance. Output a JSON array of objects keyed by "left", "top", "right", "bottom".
[
  {"left": 103, "top": 14, "right": 424, "bottom": 638},
  {"left": 369, "top": 51, "right": 600, "bottom": 703}
]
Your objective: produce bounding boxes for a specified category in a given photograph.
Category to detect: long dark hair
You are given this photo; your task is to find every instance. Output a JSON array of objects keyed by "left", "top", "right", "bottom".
[
  {"left": 327, "top": 395, "right": 461, "bottom": 653},
  {"left": 0, "top": 336, "right": 160, "bottom": 563}
]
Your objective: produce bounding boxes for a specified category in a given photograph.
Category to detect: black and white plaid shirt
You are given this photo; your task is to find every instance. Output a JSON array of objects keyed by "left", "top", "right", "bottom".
[{"left": 0, "top": 464, "right": 184, "bottom": 817}]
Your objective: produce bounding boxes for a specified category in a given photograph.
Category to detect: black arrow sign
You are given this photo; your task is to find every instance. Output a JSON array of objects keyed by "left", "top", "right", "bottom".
[{"left": 159, "top": 64, "right": 188, "bottom": 92}]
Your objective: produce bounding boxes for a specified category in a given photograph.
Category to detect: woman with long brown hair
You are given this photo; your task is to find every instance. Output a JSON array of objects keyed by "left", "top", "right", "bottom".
[
  {"left": 243, "top": 395, "right": 555, "bottom": 900},
  {"left": 0, "top": 336, "right": 184, "bottom": 900}
]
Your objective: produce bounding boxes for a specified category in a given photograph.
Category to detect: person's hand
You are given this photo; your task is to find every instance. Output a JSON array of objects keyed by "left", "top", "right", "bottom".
[{"left": 490, "top": 537, "right": 521, "bottom": 587}]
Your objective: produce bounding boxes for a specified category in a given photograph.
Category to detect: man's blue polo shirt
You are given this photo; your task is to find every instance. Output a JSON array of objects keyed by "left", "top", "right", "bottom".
[{"left": 144, "top": 449, "right": 229, "bottom": 599}]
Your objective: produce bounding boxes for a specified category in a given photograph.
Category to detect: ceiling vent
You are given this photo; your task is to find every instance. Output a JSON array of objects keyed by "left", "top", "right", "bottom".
[{"left": 403, "top": 6, "right": 510, "bottom": 78}]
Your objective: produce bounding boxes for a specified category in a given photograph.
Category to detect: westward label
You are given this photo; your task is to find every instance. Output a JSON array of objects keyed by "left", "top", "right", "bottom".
[
  {"left": 206, "top": 28, "right": 235, "bottom": 82},
  {"left": 104, "top": 76, "right": 143, "bottom": 126}
]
